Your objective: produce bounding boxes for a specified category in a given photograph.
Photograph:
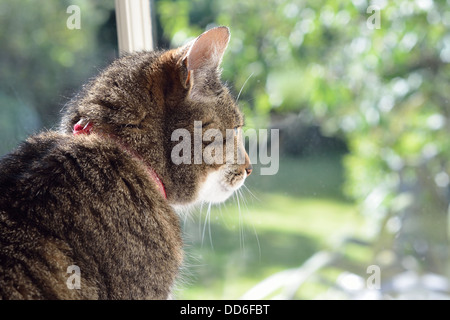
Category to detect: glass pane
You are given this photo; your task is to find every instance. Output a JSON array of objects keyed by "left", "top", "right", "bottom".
[
  {"left": 2, "top": 0, "right": 449, "bottom": 300},
  {"left": 156, "top": 0, "right": 450, "bottom": 299},
  {"left": 0, "top": 0, "right": 117, "bottom": 155}
]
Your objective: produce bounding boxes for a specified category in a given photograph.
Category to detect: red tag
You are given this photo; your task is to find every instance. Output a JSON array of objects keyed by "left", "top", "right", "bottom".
[
  {"left": 72, "top": 119, "right": 167, "bottom": 199},
  {"left": 73, "top": 120, "right": 93, "bottom": 135}
]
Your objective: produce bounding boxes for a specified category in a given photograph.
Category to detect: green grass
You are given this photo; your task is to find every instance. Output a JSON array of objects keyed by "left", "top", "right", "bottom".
[{"left": 175, "top": 154, "right": 371, "bottom": 300}]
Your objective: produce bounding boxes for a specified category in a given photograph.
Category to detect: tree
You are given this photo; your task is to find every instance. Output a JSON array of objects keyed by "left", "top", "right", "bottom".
[
  {"left": 156, "top": 0, "right": 450, "bottom": 282},
  {"left": 0, "top": 0, "right": 116, "bottom": 155}
]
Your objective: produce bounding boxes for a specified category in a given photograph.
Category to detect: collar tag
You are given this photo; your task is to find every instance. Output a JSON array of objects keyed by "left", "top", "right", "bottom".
[
  {"left": 72, "top": 119, "right": 167, "bottom": 199},
  {"left": 73, "top": 120, "right": 93, "bottom": 135}
]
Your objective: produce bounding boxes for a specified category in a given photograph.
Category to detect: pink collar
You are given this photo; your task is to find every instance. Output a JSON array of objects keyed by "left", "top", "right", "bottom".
[{"left": 73, "top": 120, "right": 167, "bottom": 199}]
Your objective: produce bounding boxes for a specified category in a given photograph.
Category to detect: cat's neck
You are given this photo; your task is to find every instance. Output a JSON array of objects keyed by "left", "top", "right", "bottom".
[{"left": 73, "top": 120, "right": 167, "bottom": 199}]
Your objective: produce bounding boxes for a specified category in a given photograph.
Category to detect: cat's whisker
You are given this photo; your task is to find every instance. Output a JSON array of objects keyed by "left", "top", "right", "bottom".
[
  {"left": 239, "top": 189, "right": 249, "bottom": 251},
  {"left": 246, "top": 209, "right": 262, "bottom": 262},
  {"left": 238, "top": 188, "right": 249, "bottom": 210},
  {"left": 242, "top": 183, "right": 260, "bottom": 202},
  {"left": 217, "top": 202, "right": 224, "bottom": 220},
  {"left": 182, "top": 211, "right": 189, "bottom": 232},
  {"left": 216, "top": 201, "right": 228, "bottom": 230},
  {"left": 201, "top": 202, "right": 214, "bottom": 250},
  {"left": 237, "top": 186, "right": 261, "bottom": 261},
  {"left": 198, "top": 200, "right": 205, "bottom": 239},
  {"left": 234, "top": 191, "right": 241, "bottom": 251},
  {"left": 200, "top": 202, "right": 208, "bottom": 247},
  {"left": 236, "top": 72, "right": 254, "bottom": 104},
  {"left": 234, "top": 190, "right": 246, "bottom": 254},
  {"left": 207, "top": 202, "right": 214, "bottom": 250}
]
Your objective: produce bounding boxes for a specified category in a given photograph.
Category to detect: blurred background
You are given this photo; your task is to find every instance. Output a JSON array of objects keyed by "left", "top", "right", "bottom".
[{"left": 1, "top": 0, "right": 449, "bottom": 299}]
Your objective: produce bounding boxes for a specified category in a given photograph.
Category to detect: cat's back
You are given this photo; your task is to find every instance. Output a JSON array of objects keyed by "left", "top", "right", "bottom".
[{"left": 0, "top": 131, "right": 182, "bottom": 299}]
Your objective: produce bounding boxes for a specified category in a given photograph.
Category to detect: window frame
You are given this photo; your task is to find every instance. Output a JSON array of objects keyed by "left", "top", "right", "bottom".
[{"left": 115, "top": 0, "right": 154, "bottom": 55}]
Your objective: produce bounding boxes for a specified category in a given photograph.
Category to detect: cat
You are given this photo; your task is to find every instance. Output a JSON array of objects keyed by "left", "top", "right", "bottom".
[{"left": 0, "top": 26, "right": 252, "bottom": 299}]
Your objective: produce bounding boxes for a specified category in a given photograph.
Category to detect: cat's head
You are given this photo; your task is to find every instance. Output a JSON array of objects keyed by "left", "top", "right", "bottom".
[{"left": 60, "top": 26, "right": 252, "bottom": 208}]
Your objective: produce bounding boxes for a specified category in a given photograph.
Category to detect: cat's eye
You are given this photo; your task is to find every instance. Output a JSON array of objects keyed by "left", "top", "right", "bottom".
[{"left": 120, "top": 124, "right": 140, "bottom": 129}]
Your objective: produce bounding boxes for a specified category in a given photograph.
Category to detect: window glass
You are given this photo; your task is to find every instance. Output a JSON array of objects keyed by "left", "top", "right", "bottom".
[
  {"left": 0, "top": 0, "right": 116, "bottom": 154},
  {"left": 2, "top": 0, "right": 449, "bottom": 300},
  {"left": 156, "top": 0, "right": 450, "bottom": 299}
]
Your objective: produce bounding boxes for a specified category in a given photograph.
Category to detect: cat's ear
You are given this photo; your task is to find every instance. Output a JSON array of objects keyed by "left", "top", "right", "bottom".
[
  {"left": 184, "top": 26, "right": 230, "bottom": 72},
  {"left": 177, "top": 26, "right": 230, "bottom": 93}
]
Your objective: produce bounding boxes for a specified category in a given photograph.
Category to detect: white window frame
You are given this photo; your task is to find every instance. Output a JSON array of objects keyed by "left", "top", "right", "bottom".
[{"left": 115, "top": 0, "right": 154, "bottom": 55}]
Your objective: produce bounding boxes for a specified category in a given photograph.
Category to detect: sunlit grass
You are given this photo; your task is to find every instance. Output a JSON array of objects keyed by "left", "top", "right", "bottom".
[
  {"left": 177, "top": 193, "right": 366, "bottom": 299},
  {"left": 176, "top": 155, "right": 371, "bottom": 300}
]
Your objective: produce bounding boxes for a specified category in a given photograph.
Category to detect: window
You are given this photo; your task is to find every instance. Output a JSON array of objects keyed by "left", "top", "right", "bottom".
[
  {"left": 115, "top": 0, "right": 154, "bottom": 54},
  {"left": 1, "top": 0, "right": 449, "bottom": 300}
]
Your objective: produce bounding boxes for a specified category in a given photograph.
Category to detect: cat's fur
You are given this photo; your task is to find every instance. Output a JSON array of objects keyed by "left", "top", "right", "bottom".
[{"left": 0, "top": 27, "right": 252, "bottom": 299}]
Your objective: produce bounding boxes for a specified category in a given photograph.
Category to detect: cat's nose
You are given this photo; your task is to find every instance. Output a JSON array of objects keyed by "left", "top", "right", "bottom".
[{"left": 245, "top": 164, "right": 253, "bottom": 176}]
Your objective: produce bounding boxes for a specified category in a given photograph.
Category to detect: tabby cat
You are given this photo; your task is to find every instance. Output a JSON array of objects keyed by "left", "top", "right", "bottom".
[{"left": 0, "top": 26, "right": 252, "bottom": 299}]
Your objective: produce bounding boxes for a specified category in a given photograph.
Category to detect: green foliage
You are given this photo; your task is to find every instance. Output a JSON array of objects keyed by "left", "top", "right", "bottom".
[
  {"left": 0, "top": 0, "right": 115, "bottom": 155},
  {"left": 157, "top": 0, "right": 450, "bottom": 283}
]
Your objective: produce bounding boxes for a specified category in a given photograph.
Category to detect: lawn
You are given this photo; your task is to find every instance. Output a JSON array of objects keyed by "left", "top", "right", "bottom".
[{"left": 176, "top": 154, "right": 371, "bottom": 300}]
